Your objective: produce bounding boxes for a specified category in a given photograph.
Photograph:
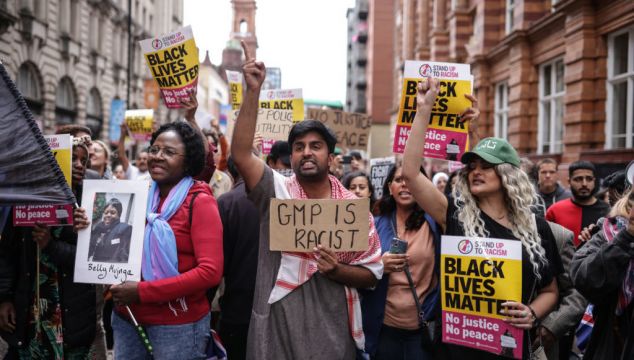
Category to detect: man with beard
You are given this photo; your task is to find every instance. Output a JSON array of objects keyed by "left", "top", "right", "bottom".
[
  {"left": 231, "top": 41, "right": 382, "bottom": 359},
  {"left": 547, "top": 161, "right": 610, "bottom": 246}
]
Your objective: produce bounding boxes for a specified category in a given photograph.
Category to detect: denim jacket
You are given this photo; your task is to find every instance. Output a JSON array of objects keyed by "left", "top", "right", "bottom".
[{"left": 359, "top": 212, "right": 441, "bottom": 357}]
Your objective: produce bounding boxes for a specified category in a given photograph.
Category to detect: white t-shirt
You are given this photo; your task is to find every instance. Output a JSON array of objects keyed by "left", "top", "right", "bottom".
[{"left": 125, "top": 164, "right": 151, "bottom": 181}]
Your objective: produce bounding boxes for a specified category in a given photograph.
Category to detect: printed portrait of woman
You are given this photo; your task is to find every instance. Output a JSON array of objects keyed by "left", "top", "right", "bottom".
[{"left": 88, "top": 197, "right": 133, "bottom": 263}]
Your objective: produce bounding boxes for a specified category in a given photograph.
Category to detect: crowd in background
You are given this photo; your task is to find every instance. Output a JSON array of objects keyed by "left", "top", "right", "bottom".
[{"left": 1, "top": 51, "right": 634, "bottom": 360}]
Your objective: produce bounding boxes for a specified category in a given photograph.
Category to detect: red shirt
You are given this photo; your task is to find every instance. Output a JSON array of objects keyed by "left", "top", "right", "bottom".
[
  {"left": 546, "top": 198, "right": 610, "bottom": 247},
  {"left": 118, "top": 181, "right": 223, "bottom": 325}
]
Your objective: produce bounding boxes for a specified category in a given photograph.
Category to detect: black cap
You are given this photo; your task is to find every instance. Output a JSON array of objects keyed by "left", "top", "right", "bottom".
[{"left": 268, "top": 141, "right": 291, "bottom": 167}]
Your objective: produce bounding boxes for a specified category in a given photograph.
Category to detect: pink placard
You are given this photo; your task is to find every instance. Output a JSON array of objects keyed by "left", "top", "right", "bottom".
[
  {"left": 442, "top": 311, "right": 523, "bottom": 359},
  {"left": 13, "top": 204, "right": 74, "bottom": 227}
]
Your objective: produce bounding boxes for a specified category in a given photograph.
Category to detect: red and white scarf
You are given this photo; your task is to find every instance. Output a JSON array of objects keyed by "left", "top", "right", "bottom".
[{"left": 269, "top": 171, "right": 383, "bottom": 350}]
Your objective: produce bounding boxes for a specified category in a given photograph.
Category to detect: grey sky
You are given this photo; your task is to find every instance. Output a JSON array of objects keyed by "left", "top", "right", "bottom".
[{"left": 184, "top": 0, "right": 355, "bottom": 104}]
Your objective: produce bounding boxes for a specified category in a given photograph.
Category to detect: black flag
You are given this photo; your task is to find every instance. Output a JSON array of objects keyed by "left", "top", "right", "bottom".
[{"left": 0, "top": 62, "right": 76, "bottom": 205}]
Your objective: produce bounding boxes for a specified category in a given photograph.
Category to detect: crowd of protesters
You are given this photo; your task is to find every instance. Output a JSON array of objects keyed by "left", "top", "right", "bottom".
[{"left": 1, "top": 41, "right": 634, "bottom": 360}]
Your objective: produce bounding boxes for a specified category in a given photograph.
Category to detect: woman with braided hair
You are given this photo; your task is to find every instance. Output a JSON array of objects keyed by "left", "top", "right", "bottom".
[{"left": 401, "top": 78, "right": 563, "bottom": 359}]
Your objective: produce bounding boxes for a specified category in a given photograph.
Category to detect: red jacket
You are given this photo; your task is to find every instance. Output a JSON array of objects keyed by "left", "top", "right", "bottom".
[{"left": 119, "top": 181, "right": 223, "bottom": 325}]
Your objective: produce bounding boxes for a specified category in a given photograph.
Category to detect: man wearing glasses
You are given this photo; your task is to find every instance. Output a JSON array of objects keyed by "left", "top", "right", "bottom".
[{"left": 546, "top": 161, "right": 610, "bottom": 247}]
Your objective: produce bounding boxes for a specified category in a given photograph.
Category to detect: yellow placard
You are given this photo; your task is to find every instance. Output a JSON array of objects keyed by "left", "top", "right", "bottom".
[
  {"left": 45, "top": 134, "right": 72, "bottom": 186},
  {"left": 125, "top": 109, "right": 154, "bottom": 142}
]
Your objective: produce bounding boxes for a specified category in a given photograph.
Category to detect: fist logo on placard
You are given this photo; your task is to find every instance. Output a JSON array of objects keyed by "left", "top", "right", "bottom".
[
  {"left": 458, "top": 239, "right": 473, "bottom": 254},
  {"left": 419, "top": 64, "right": 432, "bottom": 77},
  {"left": 151, "top": 39, "right": 163, "bottom": 50}
]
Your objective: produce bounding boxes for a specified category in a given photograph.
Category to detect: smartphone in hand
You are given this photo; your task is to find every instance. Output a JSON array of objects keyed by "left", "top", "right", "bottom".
[{"left": 389, "top": 237, "right": 407, "bottom": 254}]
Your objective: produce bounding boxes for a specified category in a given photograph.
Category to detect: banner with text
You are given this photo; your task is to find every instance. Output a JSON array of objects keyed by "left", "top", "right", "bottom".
[
  {"left": 269, "top": 198, "right": 370, "bottom": 252},
  {"left": 13, "top": 134, "right": 73, "bottom": 226},
  {"left": 369, "top": 156, "right": 396, "bottom": 199},
  {"left": 394, "top": 61, "right": 472, "bottom": 161},
  {"left": 140, "top": 25, "right": 199, "bottom": 108},
  {"left": 125, "top": 109, "right": 154, "bottom": 142},
  {"left": 441, "top": 235, "right": 523, "bottom": 359},
  {"left": 259, "top": 88, "right": 304, "bottom": 122},
  {"left": 227, "top": 70, "right": 243, "bottom": 110},
  {"left": 307, "top": 108, "right": 371, "bottom": 151}
]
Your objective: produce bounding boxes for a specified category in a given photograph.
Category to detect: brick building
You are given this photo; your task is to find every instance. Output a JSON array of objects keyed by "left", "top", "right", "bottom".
[
  {"left": 363, "top": 0, "right": 633, "bottom": 174},
  {"left": 0, "top": 0, "right": 184, "bottom": 140}
]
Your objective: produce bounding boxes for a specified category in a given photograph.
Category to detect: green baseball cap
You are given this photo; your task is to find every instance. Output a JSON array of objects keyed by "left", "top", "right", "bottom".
[{"left": 461, "top": 137, "right": 521, "bottom": 167}]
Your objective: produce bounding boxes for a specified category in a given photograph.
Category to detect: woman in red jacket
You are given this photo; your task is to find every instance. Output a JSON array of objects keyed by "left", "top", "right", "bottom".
[{"left": 109, "top": 121, "right": 223, "bottom": 359}]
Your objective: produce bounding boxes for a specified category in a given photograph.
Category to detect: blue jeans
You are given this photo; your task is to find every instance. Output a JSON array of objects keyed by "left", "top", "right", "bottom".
[
  {"left": 112, "top": 311, "right": 210, "bottom": 360},
  {"left": 374, "top": 324, "right": 432, "bottom": 360}
]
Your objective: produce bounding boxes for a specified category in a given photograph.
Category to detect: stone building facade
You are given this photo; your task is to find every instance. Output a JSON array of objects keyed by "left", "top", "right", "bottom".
[
  {"left": 363, "top": 0, "right": 633, "bottom": 173},
  {"left": 0, "top": 0, "right": 184, "bottom": 141}
]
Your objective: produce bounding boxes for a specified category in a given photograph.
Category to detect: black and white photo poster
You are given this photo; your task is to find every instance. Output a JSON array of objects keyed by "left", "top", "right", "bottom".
[{"left": 74, "top": 180, "right": 149, "bottom": 284}]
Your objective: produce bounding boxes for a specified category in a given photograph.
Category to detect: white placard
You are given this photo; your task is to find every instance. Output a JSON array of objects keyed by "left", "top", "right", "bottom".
[{"left": 74, "top": 180, "right": 150, "bottom": 284}]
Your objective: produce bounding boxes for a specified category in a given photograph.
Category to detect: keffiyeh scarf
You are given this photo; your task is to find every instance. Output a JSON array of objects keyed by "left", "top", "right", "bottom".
[{"left": 269, "top": 172, "right": 383, "bottom": 350}]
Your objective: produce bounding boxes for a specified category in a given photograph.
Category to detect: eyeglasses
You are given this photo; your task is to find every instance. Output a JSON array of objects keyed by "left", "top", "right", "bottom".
[
  {"left": 147, "top": 146, "right": 185, "bottom": 159},
  {"left": 571, "top": 175, "right": 595, "bottom": 183}
]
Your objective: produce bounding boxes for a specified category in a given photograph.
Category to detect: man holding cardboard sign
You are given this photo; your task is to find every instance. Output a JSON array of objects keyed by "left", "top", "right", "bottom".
[{"left": 231, "top": 41, "right": 383, "bottom": 359}]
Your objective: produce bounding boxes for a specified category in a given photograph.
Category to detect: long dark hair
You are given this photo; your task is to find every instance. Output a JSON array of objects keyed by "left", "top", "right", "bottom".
[
  {"left": 376, "top": 164, "right": 427, "bottom": 231},
  {"left": 342, "top": 171, "right": 375, "bottom": 208}
]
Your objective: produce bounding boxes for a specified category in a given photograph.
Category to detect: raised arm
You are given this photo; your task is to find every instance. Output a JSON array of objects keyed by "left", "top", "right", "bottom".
[
  {"left": 401, "top": 79, "right": 448, "bottom": 229},
  {"left": 463, "top": 94, "right": 480, "bottom": 145},
  {"left": 230, "top": 41, "right": 266, "bottom": 191},
  {"left": 181, "top": 90, "right": 210, "bottom": 155},
  {"left": 118, "top": 122, "right": 131, "bottom": 171}
]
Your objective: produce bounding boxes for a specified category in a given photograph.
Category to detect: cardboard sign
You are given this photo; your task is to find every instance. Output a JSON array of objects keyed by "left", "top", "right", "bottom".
[
  {"left": 259, "top": 88, "right": 304, "bottom": 122},
  {"left": 307, "top": 108, "right": 371, "bottom": 151},
  {"left": 125, "top": 109, "right": 154, "bottom": 142},
  {"left": 369, "top": 156, "right": 395, "bottom": 199},
  {"left": 13, "top": 134, "right": 74, "bottom": 227},
  {"left": 227, "top": 70, "right": 243, "bottom": 110},
  {"left": 256, "top": 108, "right": 294, "bottom": 141},
  {"left": 394, "top": 60, "right": 473, "bottom": 161},
  {"left": 228, "top": 109, "right": 294, "bottom": 155},
  {"left": 74, "top": 180, "right": 150, "bottom": 285},
  {"left": 140, "top": 25, "right": 199, "bottom": 108},
  {"left": 269, "top": 198, "right": 370, "bottom": 252},
  {"left": 441, "top": 235, "right": 523, "bottom": 359}
]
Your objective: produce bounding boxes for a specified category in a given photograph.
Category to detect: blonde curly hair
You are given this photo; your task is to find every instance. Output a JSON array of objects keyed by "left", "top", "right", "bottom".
[{"left": 452, "top": 163, "right": 548, "bottom": 279}]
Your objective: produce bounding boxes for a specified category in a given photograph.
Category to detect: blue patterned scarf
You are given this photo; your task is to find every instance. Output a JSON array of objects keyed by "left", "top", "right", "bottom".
[{"left": 142, "top": 177, "right": 194, "bottom": 281}]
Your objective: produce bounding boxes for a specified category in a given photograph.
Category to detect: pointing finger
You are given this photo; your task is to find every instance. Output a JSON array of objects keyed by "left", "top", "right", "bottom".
[{"left": 241, "top": 40, "right": 252, "bottom": 62}]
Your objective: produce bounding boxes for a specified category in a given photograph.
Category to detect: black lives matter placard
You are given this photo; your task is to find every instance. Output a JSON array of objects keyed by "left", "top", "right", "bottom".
[
  {"left": 441, "top": 236, "right": 523, "bottom": 359},
  {"left": 269, "top": 198, "right": 369, "bottom": 252},
  {"left": 140, "top": 26, "right": 199, "bottom": 109}
]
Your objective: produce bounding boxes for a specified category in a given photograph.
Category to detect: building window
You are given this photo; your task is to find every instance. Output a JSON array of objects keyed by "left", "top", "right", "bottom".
[
  {"left": 606, "top": 26, "right": 634, "bottom": 149},
  {"left": 34, "top": 0, "right": 47, "bottom": 21},
  {"left": 538, "top": 58, "right": 565, "bottom": 154},
  {"left": 70, "top": 0, "right": 80, "bottom": 38},
  {"left": 89, "top": 11, "right": 98, "bottom": 50},
  {"left": 505, "top": 0, "right": 515, "bottom": 34},
  {"left": 86, "top": 88, "right": 103, "bottom": 137},
  {"left": 58, "top": 0, "right": 69, "bottom": 34},
  {"left": 17, "top": 62, "right": 43, "bottom": 116},
  {"left": 55, "top": 77, "right": 77, "bottom": 126},
  {"left": 494, "top": 82, "right": 509, "bottom": 139}
]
